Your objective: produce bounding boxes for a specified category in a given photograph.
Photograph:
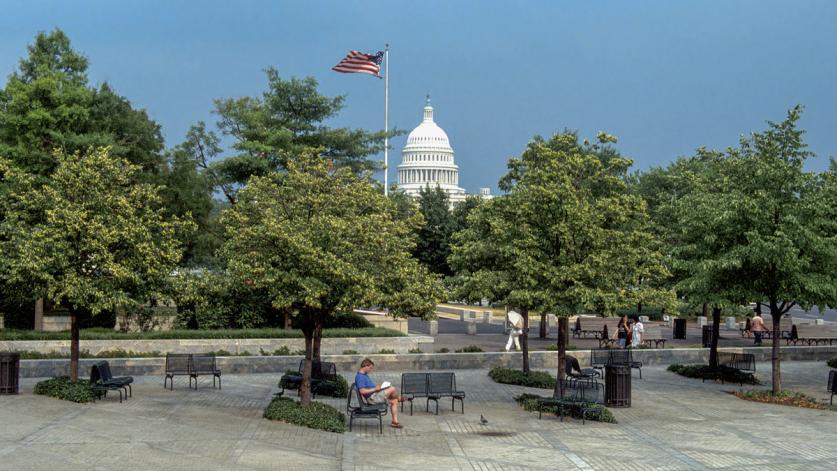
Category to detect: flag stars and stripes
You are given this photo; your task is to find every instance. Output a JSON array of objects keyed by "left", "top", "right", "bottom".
[{"left": 332, "top": 50, "right": 384, "bottom": 78}]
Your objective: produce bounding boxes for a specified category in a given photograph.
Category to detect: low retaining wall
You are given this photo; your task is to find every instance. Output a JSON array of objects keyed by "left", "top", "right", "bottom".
[
  {"left": 16, "top": 345, "right": 837, "bottom": 378},
  {"left": 0, "top": 336, "right": 433, "bottom": 357}
]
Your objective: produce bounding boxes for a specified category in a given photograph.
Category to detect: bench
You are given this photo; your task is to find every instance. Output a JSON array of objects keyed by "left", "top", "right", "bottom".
[
  {"left": 164, "top": 353, "right": 223, "bottom": 390},
  {"left": 536, "top": 379, "right": 601, "bottom": 424},
  {"left": 702, "top": 352, "right": 756, "bottom": 385},
  {"left": 573, "top": 317, "right": 620, "bottom": 340},
  {"left": 90, "top": 361, "right": 133, "bottom": 403},
  {"left": 641, "top": 326, "right": 666, "bottom": 348},
  {"left": 278, "top": 360, "right": 339, "bottom": 398},
  {"left": 347, "top": 383, "right": 388, "bottom": 433},
  {"left": 742, "top": 317, "right": 793, "bottom": 339},
  {"left": 787, "top": 325, "right": 837, "bottom": 346},
  {"left": 829, "top": 370, "right": 836, "bottom": 406},
  {"left": 398, "top": 372, "right": 465, "bottom": 415},
  {"left": 590, "top": 349, "right": 642, "bottom": 378}
]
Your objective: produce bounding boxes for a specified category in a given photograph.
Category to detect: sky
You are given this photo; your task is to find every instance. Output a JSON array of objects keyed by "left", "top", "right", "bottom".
[{"left": 1, "top": 0, "right": 836, "bottom": 194}]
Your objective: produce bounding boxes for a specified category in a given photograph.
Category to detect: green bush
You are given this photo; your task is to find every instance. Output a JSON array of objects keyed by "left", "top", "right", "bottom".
[
  {"left": 408, "top": 348, "right": 423, "bottom": 354},
  {"left": 13, "top": 349, "right": 163, "bottom": 359},
  {"left": 455, "top": 345, "right": 483, "bottom": 353},
  {"left": 378, "top": 348, "right": 396, "bottom": 354},
  {"left": 0, "top": 327, "right": 404, "bottom": 341},
  {"left": 828, "top": 358, "right": 837, "bottom": 369},
  {"left": 342, "top": 349, "right": 359, "bottom": 355},
  {"left": 323, "top": 312, "right": 373, "bottom": 329},
  {"left": 263, "top": 397, "right": 345, "bottom": 433},
  {"left": 667, "top": 364, "right": 760, "bottom": 384},
  {"left": 436, "top": 348, "right": 450, "bottom": 353},
  {"left": 488, "top": 367, "right": 555, "bottom": 389},
  {"left": 34, "top": 377, "right": 98, "bottom": 403},
  {"left": 515, "top": 393, "right": 616, "bottom": 423}
]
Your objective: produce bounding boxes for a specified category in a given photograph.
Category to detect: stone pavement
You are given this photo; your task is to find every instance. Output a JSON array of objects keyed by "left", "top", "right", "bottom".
[{"left": 1, "top": 361, "right": 835, "bottom": 470}]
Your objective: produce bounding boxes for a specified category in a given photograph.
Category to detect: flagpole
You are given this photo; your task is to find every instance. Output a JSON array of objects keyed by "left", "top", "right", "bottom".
[{"left": 384, "top": 44, "right": 389, "bottom": 197}]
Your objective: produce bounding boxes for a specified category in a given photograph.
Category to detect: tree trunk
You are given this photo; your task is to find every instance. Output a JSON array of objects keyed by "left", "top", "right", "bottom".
[
  {"left": 554, "top": 317, "right": 568, "bottom": 399},
  {"left": 702, "top": 303, "right": 709, "bottom": 318},
  {"left": 521, "top": 308, "right": 530, "bottom": 373},
  {"left": 637, "top": 302, "right": 642, "bottom": 313},
  {"left": 312, "top": 321, "right": 323, "bottom": 361},
  {"left": 769, "top": 299, "right": 782, "bottom": 394},
  {"left": 34, "top": 298, "right": 44, "bottom": 331},
  {"left": 283, "top": 310, "right": 291, "bottom": 330},
  {"left": 708, "top": 306, "right": 721, "bottom": 368},
  {"left": 538, "top": 313, "right": 547, "bottom": 339},
  {"left": 70, "top": 312, "right": 80, "bottom": 382},
  {"left": 755, "top": 302, "right": 762, "bottom": 316},
  {"left": 300, "top": 328, "right": 314, "bottom": 407}
]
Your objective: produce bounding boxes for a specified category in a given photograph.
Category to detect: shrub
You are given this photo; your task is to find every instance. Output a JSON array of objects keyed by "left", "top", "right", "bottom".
[
  {"left": 408, "top": 348, "right": 423, "bottom": 354},
  {"left": 0, "top": 327, "right": 404, "bottom": 341},
  {"left": 436, "top": 348, "right": 450, "bottom": 353},
  {"left": 514, "top": 393, "right": 616, "bottom": 423},
  {"left": 488, "top": 367, "right": 555, "bottom": 389},
  {"left": 323, "top": 312, "right": 373, "bottom": 329},
  {"left": 667, "top": 364, "right": 760, "bottom": 385},
  {"left": 734, "top": 389, "right": 836, "bottom": 411},
  {"left": 34, "top": 377, "right": 98, "bottom": 403},
  {"left": 378, "top": 349, "right": 396, "bottom": 354},
  {"left": 342, "top": 349, "right": 359, "bottom": 355},
  {"left": 828, "top": 358, "right": 837, "bottom": 369},
  {"left": 263, "top": 397, "right": 345, "bottom": 433},
  {"left": 455, "top": 345, "right": 483, "bottom": 353}
]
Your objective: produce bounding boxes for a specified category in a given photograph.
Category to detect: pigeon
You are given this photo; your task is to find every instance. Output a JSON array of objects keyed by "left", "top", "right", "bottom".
[{"left": 479, "top": 414, "right": 488, "bottom": 425}]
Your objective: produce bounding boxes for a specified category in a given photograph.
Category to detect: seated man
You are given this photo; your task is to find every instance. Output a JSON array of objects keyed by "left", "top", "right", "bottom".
[{"left": 354, "top": 358, "right": 403, "bottom": 428}]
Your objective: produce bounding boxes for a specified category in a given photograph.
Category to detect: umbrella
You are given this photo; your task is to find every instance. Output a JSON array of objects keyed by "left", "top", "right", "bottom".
[{"left": 507, "top": 310, "right": 524, "bottom": 329}]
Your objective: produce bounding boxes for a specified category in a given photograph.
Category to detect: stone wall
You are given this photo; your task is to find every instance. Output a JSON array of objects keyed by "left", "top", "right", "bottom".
[
  {"left": 15, "top": 345, "right": 837, "bottom": 378},
  {"left": 0, "top": 335, "right": 433, "bottom": 357},
  {"left": 41, "top": 316, "right": 72, "bottom": 332}
]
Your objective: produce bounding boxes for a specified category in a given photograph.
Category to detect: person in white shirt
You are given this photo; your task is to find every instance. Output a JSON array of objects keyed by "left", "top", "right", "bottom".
[{"left": 631, "top": 316, "right": 644, "bottom": 349}]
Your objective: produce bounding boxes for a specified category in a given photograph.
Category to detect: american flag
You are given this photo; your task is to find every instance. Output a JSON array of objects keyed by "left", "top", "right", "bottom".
[{"left": 332, "top": 50, "right": 384, "bottom": 78}]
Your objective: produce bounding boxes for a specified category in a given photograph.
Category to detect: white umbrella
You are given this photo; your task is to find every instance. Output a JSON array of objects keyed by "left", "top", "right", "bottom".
[
  {"left": 505, "top": 310, "right": 524, "bottom": 351},
  {"left": 507, "top": 310, "right": 524, "bottom": 329}
]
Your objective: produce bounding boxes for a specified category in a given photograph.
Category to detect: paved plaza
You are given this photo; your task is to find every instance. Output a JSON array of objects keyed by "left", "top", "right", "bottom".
[{"left": 1, "top": 361, "right": 835, "bottom": 470}]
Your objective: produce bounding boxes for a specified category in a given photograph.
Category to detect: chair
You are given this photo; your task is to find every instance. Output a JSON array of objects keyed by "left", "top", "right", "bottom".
[
  {"left": 427, "top": 372, "right": 465, "bottom": 415},
  {"left": 96, "top": 361, "right": 133, "bottom": 397},
  {"left": 346, "top": 383, "right": 388, "bottom": 433},
  {"left": 89, "top": 363, "right": 125, "bottom": 403},
  {"left": 566, "top": 356, "right": 599, "bottom": 380}
]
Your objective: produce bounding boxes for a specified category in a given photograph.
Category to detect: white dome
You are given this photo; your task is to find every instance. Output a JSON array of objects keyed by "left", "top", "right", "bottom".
[{"left": 405, "top": 116, "right": 451, "bottom": 149}]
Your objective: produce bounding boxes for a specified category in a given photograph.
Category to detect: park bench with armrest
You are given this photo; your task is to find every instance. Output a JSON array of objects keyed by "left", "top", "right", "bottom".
[
  {"left": 90, "top": 362, "right": 131, "bottom": 403},
  {"left": 787, "top": 325, "right": 837, "bottom": 346},
  {"left": 702, "top": 352, "right": 757, "bottom": 385},
  {"left": 428, "top": 372, "right": 466, "bottom": 415},
  {"left": 641, "top": 326, "right": 667, "bottom": 348},
  {"left": 164, "top": 353, "right": 191, "bottom": 390},
  {"left": 400, "top": 372, "right": 429, "bottom": 416},
  {"left": 278, "top": 360, "right": 339, "bottom": 398},
  {"left": 347, "top": 383, "right": 388, "bottom": 433}
]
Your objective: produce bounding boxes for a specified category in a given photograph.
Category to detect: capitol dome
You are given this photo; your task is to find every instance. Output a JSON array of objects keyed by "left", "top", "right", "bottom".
[{"left": 397, "top": 97, "right": 466, "bottom": 205}]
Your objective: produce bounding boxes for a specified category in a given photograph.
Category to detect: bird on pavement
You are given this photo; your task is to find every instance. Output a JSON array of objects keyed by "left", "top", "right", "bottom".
[{"left": 479, "top": 414, "right": 488, "bottom": 425}]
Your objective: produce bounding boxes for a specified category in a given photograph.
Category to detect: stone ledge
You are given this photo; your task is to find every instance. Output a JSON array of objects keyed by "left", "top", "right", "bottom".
[{"left": 15, "top": 345, "right": 837, "bottom": 378}]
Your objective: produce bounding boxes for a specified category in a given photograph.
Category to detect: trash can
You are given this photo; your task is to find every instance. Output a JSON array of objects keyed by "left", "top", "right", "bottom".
[
  {"left": 673, "top": 318, "right": 687, "bottom": 339},
  {"left": 604, "top": 364, "right": 631, "bottom": 407},
  {"left": 0, "top": 352, "right": 20, "bottom": 395},
  {"left": 702, "top": 325, "right": 714, "bottom": 348}
]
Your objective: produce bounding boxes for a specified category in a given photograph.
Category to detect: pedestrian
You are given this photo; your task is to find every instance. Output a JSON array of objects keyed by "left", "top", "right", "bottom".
[
  {"left": 750, "top": 311, "right": 766, "bottom": 346},
  {"left": 617, "top": 314, "right": 629, "bottom": 348},
  {"left": 631, "top": 315, "right": 644, "bottom": 349}
]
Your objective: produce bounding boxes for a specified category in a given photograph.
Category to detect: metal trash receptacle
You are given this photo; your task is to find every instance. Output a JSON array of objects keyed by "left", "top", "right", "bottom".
[
  {"left": 673, "top": 318, "right": 687, "bottom": 339},
  {"left": 604, "top": 364, "right": 631, "bottom": 407},
  {"left": 0, "top": 352, "right": 20, "bottom": 394}
]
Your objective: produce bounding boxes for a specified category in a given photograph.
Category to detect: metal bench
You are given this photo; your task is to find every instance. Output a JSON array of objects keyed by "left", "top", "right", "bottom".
[
  {"left": 536, "top": 379, "right": 600, "bottom": 424},
  {"left": 702, "top": 352, "right": 757, "bottom": 385},
  {"left": 609, "top": 349, "right": 643, "bottom": 379},
  {"left": 427, "top": 372, "right": 466, "bottom": 415},
  {"left": 347, "top": 383, "right": 388, "bottom": 433},
  {"left": 788, "top": 325, "right": 837, "bottom": 346},
  {"left": 278, "top": 360, "right": 338, "bottom": 398},
  {"left": 641, "top": 326, "right": 667, "bottom": 348},
  {"left": 191, "top": 353, "right": 222, "bottom": 389},
  {"left": 90, "top": 362, "right": 131, "bottom": 403},
  {"left": 164, "top": 353, "right": 191, "bottom": 390},
  {"left": 400, "top": 372, "right": 430, "bottom": 415}
]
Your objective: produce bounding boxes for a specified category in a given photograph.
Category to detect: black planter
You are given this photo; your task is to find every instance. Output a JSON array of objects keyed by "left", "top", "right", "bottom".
[{"left": 673, "top": 318, "right": 687, "bottom": 339}]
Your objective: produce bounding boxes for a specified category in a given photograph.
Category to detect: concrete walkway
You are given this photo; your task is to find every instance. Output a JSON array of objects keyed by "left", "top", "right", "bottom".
[{"left": 1, "top": 361, "right": 835, "bottom": 470}]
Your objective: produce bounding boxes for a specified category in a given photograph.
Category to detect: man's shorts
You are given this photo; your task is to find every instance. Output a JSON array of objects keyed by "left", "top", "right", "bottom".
[{"left": 366, "top": 390, "right": 388, "bottom": 404}]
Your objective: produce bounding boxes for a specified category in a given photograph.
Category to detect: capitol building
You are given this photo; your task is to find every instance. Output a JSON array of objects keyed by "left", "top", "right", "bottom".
[{"left": 396, "top": 97, "right": 490, "bottom": 205}]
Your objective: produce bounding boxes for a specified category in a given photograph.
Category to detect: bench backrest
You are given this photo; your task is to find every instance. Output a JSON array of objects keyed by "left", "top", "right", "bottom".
[
  {"left": 608, "top": 349, "right": 633, "bottom": 365},
  {"left": 96, "top": 361, "right": 115, "bottom": 382},
  {"left": 428, "top": 372, "right": 457, "bottom": 395},
  {"left": 578, "top": 317, "right": 620, "bottom": 332},
  {"left": 644, "top": 326, "right": 663, "bottom": 340},
  {"left": 191, "top": 353, "right": 217, "bottom": 374},
  {"left": 590, "top": 349, "right": 612, "bottom": 367},
  {"left": 346, "top": 383, "right": 364, "bottom": 411},
  {"left": 89, "top": 363, "right": 103, "bottom": 385},
  {"left": 718, "top": 352, "right": 755, "bottom": 371},
  {"left": 793, "top": 324, "right": 837, "bottom": 339},
  {"left": 829, "top": 370, "right": 837, "bottom": 394},
  {"left": 401, "top": 373, "right": 428, "bottom": 395},
  {"left": 166, "top": 353, "right": 191, "bottom": 373}
]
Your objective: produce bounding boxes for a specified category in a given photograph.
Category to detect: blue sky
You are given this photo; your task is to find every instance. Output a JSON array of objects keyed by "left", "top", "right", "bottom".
[{"left": 2, "top": 0, "right": 836, "bottom": 194}]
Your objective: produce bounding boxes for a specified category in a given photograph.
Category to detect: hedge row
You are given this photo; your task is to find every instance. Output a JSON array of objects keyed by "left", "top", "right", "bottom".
[
  {"left": 263, "top": 397, "right": 345, "bottom": 433},
  {"left": 667, "top": 364, "right": 760, "bottom": 385},
  {"left": 33, "top": 377, "right": 98, "bottom": 403},
  {"left": 488, "top": 366, "right": 556, "bottom": 389},
  {"left": 515, "top": 393, "right": 616, "bottom": 423},
  {"left": 0, "top": 326, "right": 403, "bottom": 341}
]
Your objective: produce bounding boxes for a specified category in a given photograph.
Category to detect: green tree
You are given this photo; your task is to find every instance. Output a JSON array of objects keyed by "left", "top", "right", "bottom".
[
  {"left": 201, "top": 68, "right": 396, "bottom": 204},
  {"left": 664, "top": 107, "right": 837, "bottom": 393},
  {"left": 414, "top": 186, "right": 455, "bottom": 276},
  {"left": 220, "top": 155, "right": 442, "bottom": 406},
  {"left": 0, "top": 147, "right": 193, "bottom": 380},
  {"left": 451, "top": 132, "right": 674, "bottom": 385}
]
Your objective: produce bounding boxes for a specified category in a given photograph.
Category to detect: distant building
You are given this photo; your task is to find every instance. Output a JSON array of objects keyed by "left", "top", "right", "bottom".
[{"left": 396, "top": 97, "right": 491, "bottom": 205}]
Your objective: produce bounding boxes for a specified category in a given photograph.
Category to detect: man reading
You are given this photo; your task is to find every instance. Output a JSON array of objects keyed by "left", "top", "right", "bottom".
[{"left": 355, "top": 358, "right": 403, "bottom": 428}]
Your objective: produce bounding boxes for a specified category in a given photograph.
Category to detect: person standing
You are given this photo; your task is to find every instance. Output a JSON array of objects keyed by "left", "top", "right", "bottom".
[
  {"left": 631, "top": 315, "right": 644, "bottom": 349},
  {"left": 617, "top": 314, "right": 629, "bottom": 348},
  {"left": 750, "top": 311, "right": 766, "bottom": 346}
]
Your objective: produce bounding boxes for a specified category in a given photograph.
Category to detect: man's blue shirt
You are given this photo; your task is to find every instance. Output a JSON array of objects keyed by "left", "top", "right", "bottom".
[{"left": 355, "top": 372, "right": 375, "bottom": 393}]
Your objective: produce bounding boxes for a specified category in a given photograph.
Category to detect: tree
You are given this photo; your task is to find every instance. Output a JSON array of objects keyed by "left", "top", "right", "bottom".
[
  {"left": 198, "top": 68, "right": 397, "bottom": 204},
  {"left": 414, "top": 186, "right": 455, "bottom": 276},
  {"left": 664, "top": 107, "right": 837, "bottom": 393},
  {"left": 0, "top": 147, "right": 193, "bottom": 380},
  {"left": 220, "top": 155, "right": 442, "bottom": 407},
  {"left": 451, "top": 132, "right": 675, "bottom": 385}
]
